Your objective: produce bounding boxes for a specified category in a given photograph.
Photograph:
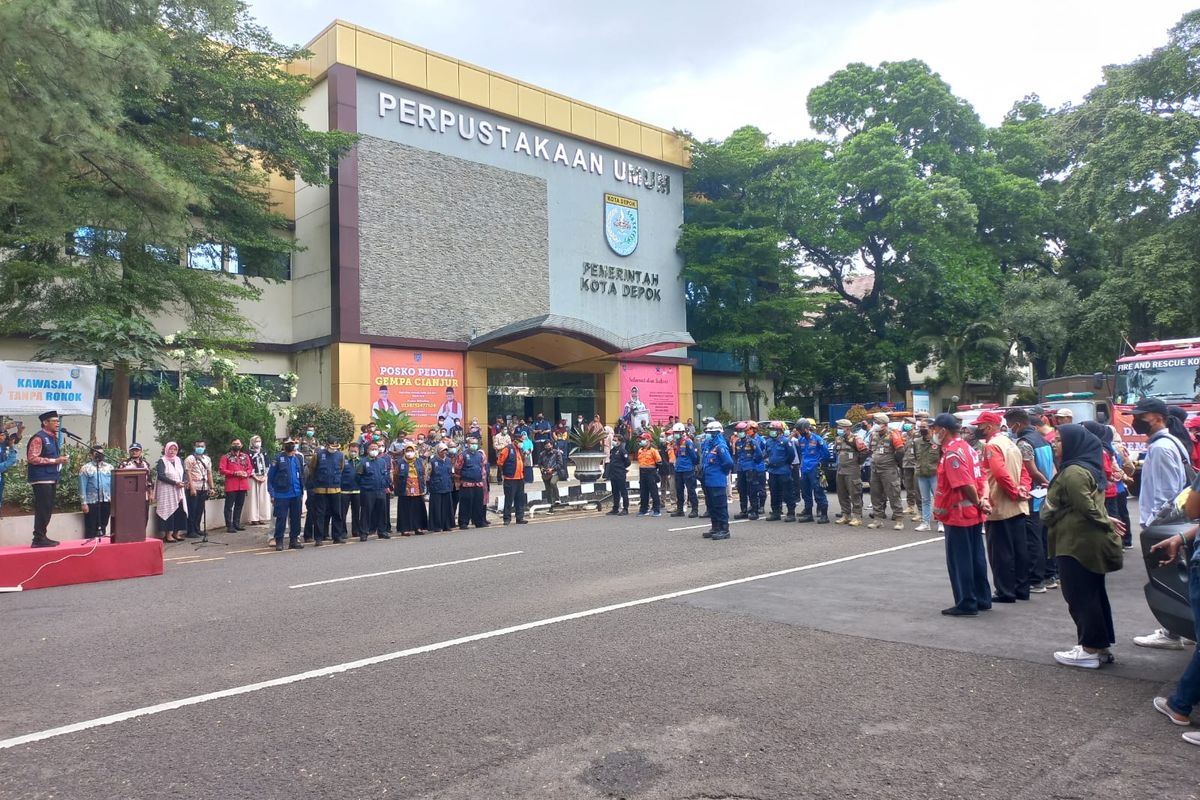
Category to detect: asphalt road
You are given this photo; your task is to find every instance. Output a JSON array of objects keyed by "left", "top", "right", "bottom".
[{"left": 2, "top": 501, "right": 1199, "bottom": 799}]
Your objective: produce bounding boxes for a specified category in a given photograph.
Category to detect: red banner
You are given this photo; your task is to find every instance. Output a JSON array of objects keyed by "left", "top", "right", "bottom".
[{"left": 369, "top": 348, "right": 465, "bottom": 431}]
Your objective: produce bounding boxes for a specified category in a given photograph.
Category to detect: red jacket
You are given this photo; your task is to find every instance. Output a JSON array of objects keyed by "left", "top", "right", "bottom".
[{"left": 219, "top": 452, "right": 252, "bottom": 492}]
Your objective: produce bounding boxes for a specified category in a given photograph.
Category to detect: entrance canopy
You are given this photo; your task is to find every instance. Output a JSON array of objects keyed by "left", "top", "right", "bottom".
[{"left": 469, "top": 314, "right": 693, "bottom": 369}]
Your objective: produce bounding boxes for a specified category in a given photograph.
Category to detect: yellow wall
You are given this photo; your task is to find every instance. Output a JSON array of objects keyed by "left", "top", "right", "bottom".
[
  {"left": 332, "top": 343, "right": 372, "bottom": 423},
  {"left": 289, "top": 20, "right": 689, "bottom": 169},
  {"left": 677, "top": 364, "right": 694, "bottom": 424}
]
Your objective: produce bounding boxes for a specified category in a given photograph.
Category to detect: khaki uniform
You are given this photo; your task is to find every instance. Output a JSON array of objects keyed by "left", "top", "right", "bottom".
[
  {"left": 901, "top": 433, "right": 920, "bottom": 515},
  {"left": 834, "top": 432, "right": 867, "bottom": 522},
  {"left": 868, "top": 427, "right": 905, "bottom": 521}
]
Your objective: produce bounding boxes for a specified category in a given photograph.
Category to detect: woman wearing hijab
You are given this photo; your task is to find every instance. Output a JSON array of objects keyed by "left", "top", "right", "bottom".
[
  {"left": 154, "top": 442, "right": 188, "bottom": 542},
  {"left": 245, "top": 435, "right": 271, "bottom": 527},
  {"left": 1043, "top": 423, "right": 1125, "bottom": 669},
  {"left": 394, "top": 443, "right": 428, "bottom": 536}
]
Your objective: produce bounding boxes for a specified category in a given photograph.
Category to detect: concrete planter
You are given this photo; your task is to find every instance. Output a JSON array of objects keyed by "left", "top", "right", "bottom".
[
  {"left": 0, "top": 497, "right": 228, "bottom": 548},
  {"left": 570, "top": 451, "right": 606, "bottom": 483}
]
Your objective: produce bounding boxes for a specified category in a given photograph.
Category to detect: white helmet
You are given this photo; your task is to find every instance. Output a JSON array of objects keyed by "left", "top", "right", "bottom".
[
  {"left": 671, "top": 422, "right": 686, "bottom": 433},
  {"left": 705, "top": 420, "right": 723, "bottom": 433}
]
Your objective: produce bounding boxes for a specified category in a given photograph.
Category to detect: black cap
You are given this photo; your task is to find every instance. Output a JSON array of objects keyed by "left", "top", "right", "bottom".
[
  {"left": 931, "top": 413, "right": 961, "bottom": 432},
  {"left": 38, "top": 410, "right": 59, "bottom": 422},
  {"left": 1028, "top": 405, "right": 1045, "bottom": 417},
  {"left": 1168, "top": 405, "right": 1188, "bottom": 423},
  {"left": 1133, "top": 397, "right": 1168, "bottom": 417}
]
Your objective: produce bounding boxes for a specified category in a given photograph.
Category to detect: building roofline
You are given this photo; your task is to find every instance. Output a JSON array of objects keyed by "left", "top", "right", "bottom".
[{"left": 289, "top": 20, "right": 690, "bottom": 168}]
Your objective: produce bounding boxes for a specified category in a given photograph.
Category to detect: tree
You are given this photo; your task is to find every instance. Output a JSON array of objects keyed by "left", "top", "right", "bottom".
[
  {"left": 151, "top": 359, "right": 279, "bottom": 461},
  {"left": 0, "top": 0, "right": 355, "bottom": 446},
  {"left": 999, "top": 275, "right": 1079, "bottom": 382},
  {"left": 763, "top": 61, "right": 1042, "bottom": 392},
  {"left": 679, "top": 127, "right": 823, "bottom": 419},
  {"left": 918, "top": 322, "right": 1009, "bottom": 400}
]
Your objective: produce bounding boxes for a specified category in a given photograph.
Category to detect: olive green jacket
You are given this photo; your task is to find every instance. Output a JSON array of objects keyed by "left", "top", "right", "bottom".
[{"left": 1041, "top": 464, "right": 1123, "bottom": 574}]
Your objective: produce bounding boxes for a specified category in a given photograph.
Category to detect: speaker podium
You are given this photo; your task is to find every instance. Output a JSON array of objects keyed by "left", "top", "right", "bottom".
[{"left": 111, "top": 467, "right": 149, "bottom": 543}]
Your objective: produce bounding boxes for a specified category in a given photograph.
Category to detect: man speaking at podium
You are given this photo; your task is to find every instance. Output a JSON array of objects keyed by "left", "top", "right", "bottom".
[{"left": 26, "top": 410, "right": 68, "bottom": 548}]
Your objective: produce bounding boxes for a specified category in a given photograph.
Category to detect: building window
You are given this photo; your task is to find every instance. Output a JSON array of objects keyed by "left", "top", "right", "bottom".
[
  {"left": 71, "top": 227, "right": 126, "bottom": 259},
  {"left": 729, "top": 391, "right": 751, "bottom": 421},
  {"left": 187, "top": 242, "right": 225, "bottom": 271},
  {"left": 98, "top": 370, "right": 180, "bottom": 400},
  {"left": 693, "top": 390, "right": 721, "bottom": 418}
]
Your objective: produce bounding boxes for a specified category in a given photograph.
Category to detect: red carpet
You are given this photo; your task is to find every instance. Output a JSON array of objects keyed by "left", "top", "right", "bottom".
[{"left": 0, "top": 538, "right": 163, "bottom": 592}]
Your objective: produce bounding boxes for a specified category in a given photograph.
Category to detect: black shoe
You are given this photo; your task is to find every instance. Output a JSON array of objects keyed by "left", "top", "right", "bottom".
[
  {"left": 478, "top": 521, "right": 490, "bottom": 528},
  {"left": 332, "top": 537, "right": 345, "bottom": 544},
  {"left": 606, "top": 510, "right": 620, "bottom": 516},
  {"left": 688, "top": 510, "right": 698, "bottom": 518},
  {"left": 784, "top": 513, "right": 796, "bottom": 522},
  {"left": 314, "top": 539, "right": 323, "bottom": 547},
  {"left": 700, "top": 511, "right": 709, "bottom": 518},
  {"left": 941, "top": 606, "right": 977, "bottom": 617},
  {"left": 225, "top": 526, "right": 236, "bottom": 534},
  {"left": 816, "top": 512, "right": 830, "bottom": 524},
  {"left": 796, "top": 513, "right": 815, "bottom": 523},
  {"left": 670, "top": 510, "right": 685, "bottom": 517},
  {"left": 748, "top": 513, "right": 759, "bottom": 521},
  {"left": 289, "top": 541, "right": 304, "bottom": 549},
  {"left": 516, "top": 519, "right": 528, "bottom": 525},
  {"left": 30, "top": 536, "right": 60, "bottom": 548},
  {"left": 766, "top": 513, "right": 782, "bottom": 521},
  {"left": 359, "top": 535, "right": 369, "bottom": 542},
  {"left": 275, "top": 542, "right": 285, "bottom": 551},
  {"left": 459, "top": 525, "right": 470, "bottom": 530},
  {"left": 185, "top": 532, "right": 202, "bottom": 539},
  {"left": 302, "top": 536, "right": 313, "bottom": 543},
  {"left": 703, "top": 528, "right": 715, "bottom": 538},
  {"left": 711, "top": 528, "right": 730, "bottom": 540},
  {"left": 734, "top": 512, "right": 748, "bottom": 520},
  {"left": 377, "top": 532, "right": 391, "bottom": 539},
  {"left": 991, "top": 595, "right": 1016, "bottom": 604},
  {"left": 619, "top": 510, "right": 628, "bottom": 516},
  {"left": 235, "top": 525, "right": 246, "bottom": 531}
]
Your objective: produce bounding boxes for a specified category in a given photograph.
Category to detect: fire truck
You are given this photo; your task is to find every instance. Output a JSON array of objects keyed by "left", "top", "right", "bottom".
[{"left": 1113, "top": 337, "right": 1200, "bottom": 456}]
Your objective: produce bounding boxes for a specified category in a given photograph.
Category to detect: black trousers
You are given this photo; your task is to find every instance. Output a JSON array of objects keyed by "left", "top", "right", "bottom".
[
  {"left": 32, "top": 483, "right": 56, "bottom": 538},
  {"left": 674, "top": 471, "right": 698, "bottom": 512},
  {"left": 83, "top": 501, "right": 111, "bottom": 538},
  {"left": 1024, "top": 513, "right": 1047, "bottom": 586},
  {"left": 610, "top": 478, "right": 628, "bottom": 512},
  {"left": 303, "top": 491, "right": 317, "bottom": 539},
  {"left": 223, "top": 490, "right": 246, "bottom": 530},
  {"left": 186, "top": 489, "right": 209, "bottom": 536},
  {"left": 639, "top": 469, "right": 660, "bottom": 513},
  {"left": 340, "top": 492, "right": 361, "bottom": 536},
  {"left": 1107, "top": 494, "right": 1133, "bottom": 547},
  {"left": 458, "top": 486, "right": 486, "bottom": 528},
  {"left": 768, "top": 472, "right": 794, "bottom": 514},
  {"left": 987, "top": 514, "right": 1030, "bottom": 601},
  {"left": 313, "top": 492, "right": 345, "bottom": 541},
  {"left": 1057, "top": 555, "right": 1115, "bottom": 649},
  {"left": 361, "top": 492, "right": 387, "bottom": 534},
  {"left": 503, "top": 480, "right": 526, "bottom": 522},
  {"left": 429, "top": 492, "right": 454, "bottom": 530}
]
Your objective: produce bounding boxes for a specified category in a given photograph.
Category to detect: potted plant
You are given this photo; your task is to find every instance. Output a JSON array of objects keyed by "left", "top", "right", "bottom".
[
  {"left": 371, "top": 408, "right": 417, "bottom": 443},
  {"left": 568, "top": 425, "right": 607, "bottom": 482}
]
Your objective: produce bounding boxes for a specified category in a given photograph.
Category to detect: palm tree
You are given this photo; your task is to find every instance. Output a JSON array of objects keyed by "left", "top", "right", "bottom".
[{"left": 919, "top": 323, "right": 1009, "bottom": 400}]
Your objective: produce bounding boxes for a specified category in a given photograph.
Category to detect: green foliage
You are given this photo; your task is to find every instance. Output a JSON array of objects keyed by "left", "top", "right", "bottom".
[
  {"left": 679, "top": 127, "right": 825, "bottom": 418},
  {"left": 0, "top": 0, "right": 355, "bottom": 445},
  {"left": 918, "top": 323, "right": 1009, "bottom": 398},
  {"left": 1011, "top": 387, "right": 1040, "bottom": 405},
  {"left": 568, "top": 425, "right": 606, "bottom": 452},
  {"left": 286, "top": 404, "right": 356, "bottom": 445},
  {"left": 370, "top": 408, "right": 417, "bottom": 442},
  {"left": 3, "top": 446, "right": 129, "bottom": 513},
  {"left": 713, "top": 408, "right": 733, "bottom": 425},
  {"left": 152, "top": 373, "right": 276, "bottom": 457},
  {"left": 766, "top": 404, "right": 804, "bottom": 423}
]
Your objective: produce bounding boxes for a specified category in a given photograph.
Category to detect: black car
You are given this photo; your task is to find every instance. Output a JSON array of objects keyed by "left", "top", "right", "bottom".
[{"left": 1142, "top": 519, "right": 1198, "bottom": 640}]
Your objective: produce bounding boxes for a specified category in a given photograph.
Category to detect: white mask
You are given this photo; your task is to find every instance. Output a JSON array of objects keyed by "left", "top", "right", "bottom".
[
  {"left": 368, "top": 449, "right": 379, "bottom": 457},
  {"left": 931, "top": 433, "right": 945, "bottom": 446}
]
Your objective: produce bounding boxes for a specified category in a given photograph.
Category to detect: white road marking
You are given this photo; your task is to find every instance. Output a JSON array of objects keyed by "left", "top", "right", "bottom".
[
  {"left": 172, "top": 557, "right": 225, "bottom": 565},
  {"left": 287, "top": 550, "right": 525, "bottom": 589},
  {"left": 0, "top": 537, "right": 941, "bottom": 750},
  {"left": 667, "top": 519, "right": 749, "bottom": 532}
]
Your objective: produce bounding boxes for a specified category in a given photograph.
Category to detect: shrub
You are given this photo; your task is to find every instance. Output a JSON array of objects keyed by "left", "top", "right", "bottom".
[
  {"left": 152, "top": 374, "right": 277, "bottom": 459},
  {"left": 767, "top": 404, "right": 804, "bottom": 423},
  {"left": 370, "top": 408, "right": 416, "bottom": 442},
  {"left": 287, "top": 403, "right": 356, "bottom": 445},
  {"left": 568, "top": 425, "right": 606, "bottom": 452}
]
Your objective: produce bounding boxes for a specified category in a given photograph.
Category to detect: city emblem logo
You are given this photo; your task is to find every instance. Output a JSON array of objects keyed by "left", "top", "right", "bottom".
[
  {"left": 414, "top": 352, "right": 423, "bottom": 363},
  {"left": 604, "top": 193, "right": 638, "bottom": 257}
]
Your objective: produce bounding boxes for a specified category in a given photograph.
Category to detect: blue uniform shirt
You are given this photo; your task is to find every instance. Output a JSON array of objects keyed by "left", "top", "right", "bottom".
[
  {"left": 764, "top": 435, "right": 796, "bottom": 475},
  {"left": 795, "top": 432, "right": 831, "bottom": 472},
  {"left": 702, "top": 436, "right": 735, "bottom": 487},
  {"left": 675, "top": 437, "right": 699, "bottom": 473},
  {"left": 735, "top": 436, "right": 764, "bottom": 471}
]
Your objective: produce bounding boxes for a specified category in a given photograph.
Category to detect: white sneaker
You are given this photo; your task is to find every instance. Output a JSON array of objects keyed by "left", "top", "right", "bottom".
[
  {"left": 1134, "top": 628, "right": 1185, "bottom": 650},
  {"left": 1054, "top": 645, "right": 1100, "bottom": 669},
  {"left": 1043, "top": 578, "right": 1060, "bottom": 590},
  {"left": 1184, "top": 731, "right": 1200, "bottom": 746},
  {"left": 1029, "top": 583, "right": 1047, "bottom": 594},
  {"left": 914, "top": 522, "right": 931, "bottom": 532},
  {"left": 937, "top": 522, "right": 945, "bottom": 532}
]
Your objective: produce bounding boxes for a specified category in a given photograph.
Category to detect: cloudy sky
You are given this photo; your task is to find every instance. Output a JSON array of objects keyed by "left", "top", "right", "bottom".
[{"left": 247, "top": 0, "right": 1197, "bottom": 141}]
